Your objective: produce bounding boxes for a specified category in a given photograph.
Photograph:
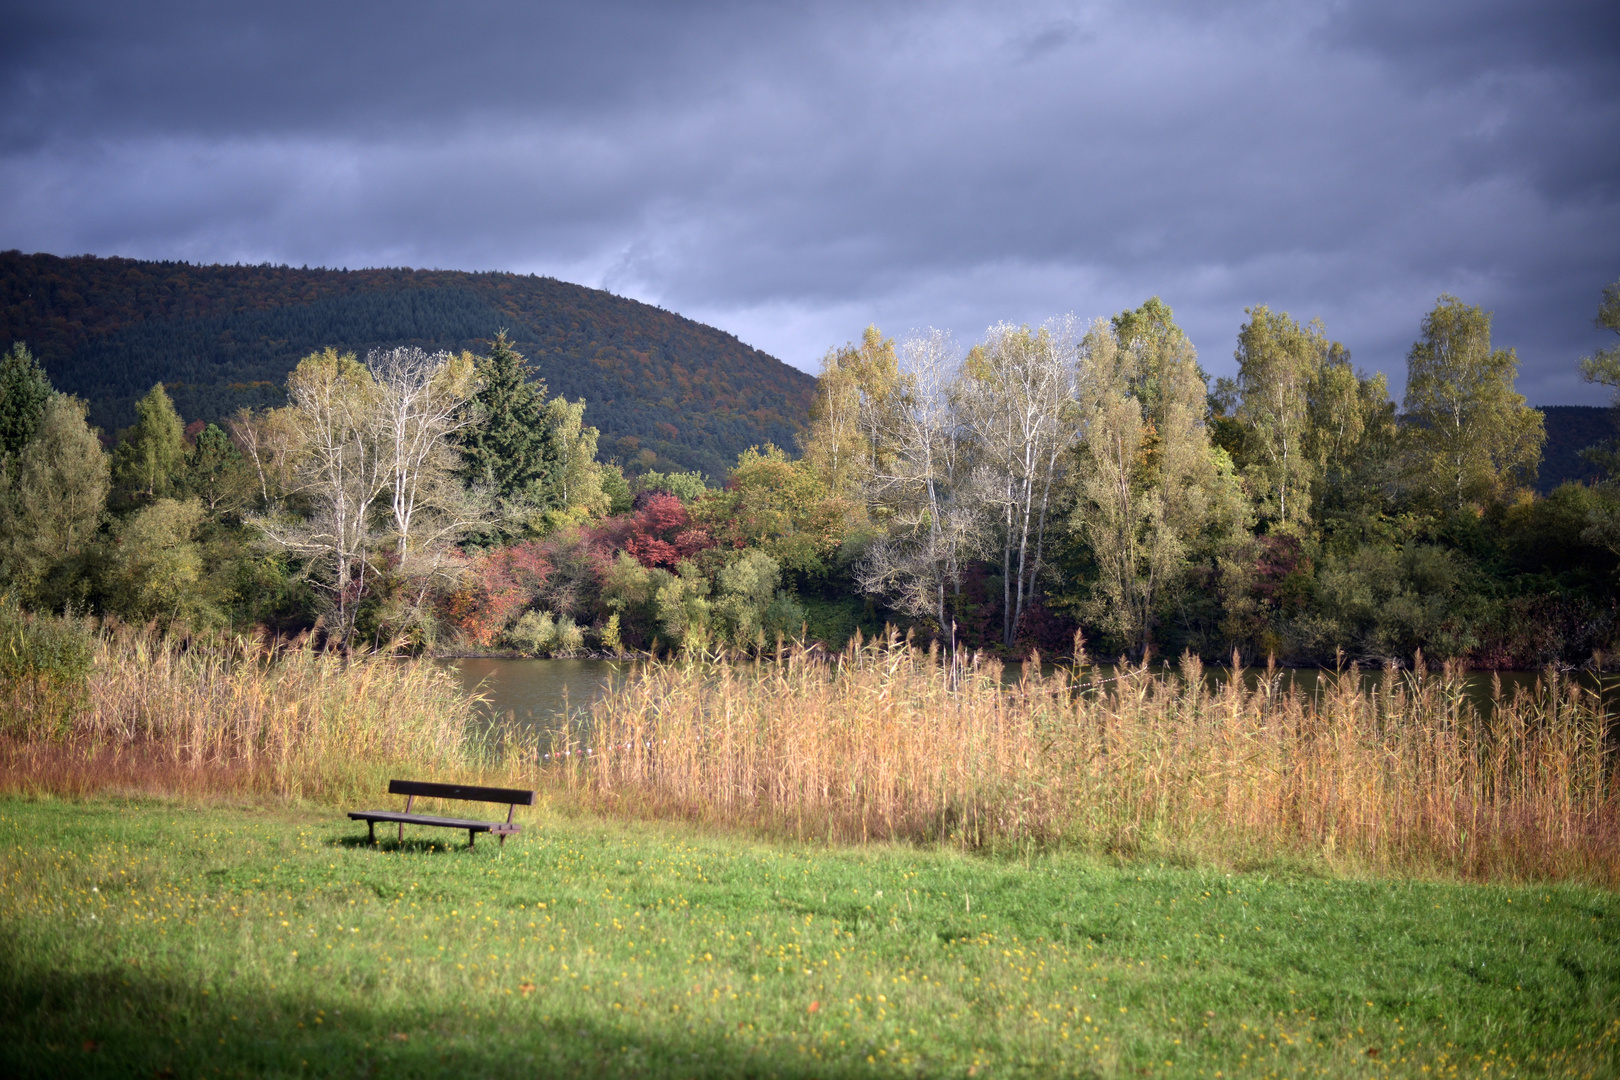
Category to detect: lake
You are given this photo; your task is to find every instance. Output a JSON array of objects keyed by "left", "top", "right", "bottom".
[{"left": 444, "top": 657, "right": 1616, "bottom": 735}]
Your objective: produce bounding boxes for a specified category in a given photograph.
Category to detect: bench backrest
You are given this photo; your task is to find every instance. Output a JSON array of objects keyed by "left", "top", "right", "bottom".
[{"left": 388, "top": 779, "right": 536, "bottom": 806}]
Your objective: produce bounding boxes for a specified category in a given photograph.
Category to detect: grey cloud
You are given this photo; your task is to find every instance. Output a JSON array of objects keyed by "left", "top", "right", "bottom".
[{"left": 1, "top": 0, "right": 1615, "bottom": 403}]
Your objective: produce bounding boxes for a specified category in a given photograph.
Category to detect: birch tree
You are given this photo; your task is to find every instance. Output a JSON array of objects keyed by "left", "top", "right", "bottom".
[
  {"left": 855, "top": 328, "right": 979, "bottom": 637},
  {"left": 1402, "top": 295, "right": 1544, "bottom": 511},
  {"left": 1232, "top": 306, "right": 1323, "bottom": 533},
  {"left": 801, "top": 326, "right": 900, "bottom": 500},
  {"left": 248, "top": 347, "right": 492, "bottom": 645},
  {"left": 229, "top": 404, "right": 302, "bottom": 511},
  {"left": 249, "top": 348, "right": 387, "bottom": 647},
  {"left": 537, "top": 395, "right": 611, "bottom": 530},
  {"left": 369, "top": 346, "right": 482, "bottom": 557},
  {"left": 958, "top": 318, "right": 1078, "bottom": 647}
]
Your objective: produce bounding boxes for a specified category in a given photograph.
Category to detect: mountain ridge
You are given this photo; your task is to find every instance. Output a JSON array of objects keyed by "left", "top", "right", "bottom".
[{"left": 0, "top": 251, "right": 815, "bottom": 478}]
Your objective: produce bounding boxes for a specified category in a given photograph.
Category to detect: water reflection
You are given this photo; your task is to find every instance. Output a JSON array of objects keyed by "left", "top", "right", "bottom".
[{"left": 440, "top": 657, "right": 627, "bottom": 734}]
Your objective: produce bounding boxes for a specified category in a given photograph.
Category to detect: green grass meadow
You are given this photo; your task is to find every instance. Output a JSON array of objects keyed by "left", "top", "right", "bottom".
[{"left": 1, "top": 797, "right": 1616, "bottom": 1079}]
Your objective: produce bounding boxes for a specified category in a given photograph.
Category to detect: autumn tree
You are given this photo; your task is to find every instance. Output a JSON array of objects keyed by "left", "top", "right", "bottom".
[
  {"left": 372, "top": 346, "right": 482, "bottom": 557},
  {"left": 957, "top": 318, "right": 1078, "bottom": 646},
  {"left": 1231, "top": 307, "right": 1332, "bottom": 533},
  {"left": 249, "top": 349, "right": 387, "bottom": 646},
  {"left": 250, "top": 347, "right": 489, "bottom": 646},
  {"left": 1065, "top": 302, "right": 1236, "bottom": 656},
  {"left": 800, "top": 326, "right": 900, "bottom": 500},
  {"left": 0, "top": 395, "right": 110, "bottom": 607},
  {"left": 855, "top": 329, "right": 979, "bottom": 636},
  {"left": 696, "top": 445, "right": 849, "bottom": 578},
  {"left": 229, "top": 405, "right": 302, "bottom": 511},
  {"left": 1402, "top": 295, "right": 1544, "bottom": 512},
  {"left": 113, "top": 383, "right": 187, "bottom": 503}
]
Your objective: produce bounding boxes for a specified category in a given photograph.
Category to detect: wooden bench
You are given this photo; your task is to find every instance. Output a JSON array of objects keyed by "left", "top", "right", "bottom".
[{"left": 349, "top": 780, "right": 536, "bottom": 849}]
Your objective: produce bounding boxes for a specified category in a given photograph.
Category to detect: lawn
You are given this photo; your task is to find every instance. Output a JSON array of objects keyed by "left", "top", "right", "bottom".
[{"left": 0, "top": 796, "right": 1615, "bottom": 1079}]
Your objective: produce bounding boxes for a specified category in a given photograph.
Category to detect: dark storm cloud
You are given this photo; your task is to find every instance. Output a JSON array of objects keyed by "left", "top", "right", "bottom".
[{"left": 2, "top": 0, "right": 1616, "bottom": 403}]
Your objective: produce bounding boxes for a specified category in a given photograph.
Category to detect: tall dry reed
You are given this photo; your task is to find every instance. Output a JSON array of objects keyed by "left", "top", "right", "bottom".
[
  {"left": 535, "top": 632, "right": 1619, "bottom": 884},
  {"left": 1, "top": 622, "right": 483, "bottom": 803}
]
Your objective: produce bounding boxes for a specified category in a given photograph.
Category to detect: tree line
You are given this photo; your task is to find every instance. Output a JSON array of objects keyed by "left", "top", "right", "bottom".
[
  {"left": 0, "top": 284, "right": 1616, "bottom": 667},
  {"left": 2, "top": 251, "right": 816, "bottom": 479}
]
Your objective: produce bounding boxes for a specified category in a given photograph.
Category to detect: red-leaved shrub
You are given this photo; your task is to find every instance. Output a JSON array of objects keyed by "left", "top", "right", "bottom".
[{"left": 443, "top": 542, "right": 552, "bottom": 646}]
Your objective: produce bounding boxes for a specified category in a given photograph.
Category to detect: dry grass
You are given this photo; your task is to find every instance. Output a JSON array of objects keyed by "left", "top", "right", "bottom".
[
  {"left": 6, "top": 618, "right": 1615, "bottom": 885},
  {"left": 0, "top": 622, "right": 484, "bottom": 804},
  {"left": 536, "top": 631, "right": 1620, "bottom": 885}
]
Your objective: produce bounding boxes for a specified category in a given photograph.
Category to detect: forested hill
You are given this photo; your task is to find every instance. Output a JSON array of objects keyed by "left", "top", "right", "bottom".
[
  {"left": 0, "top": 251, "right": 816, "bottom": 478},
  {"left": 1537, "top": 405, "right": 1610, "bottom": 492}
]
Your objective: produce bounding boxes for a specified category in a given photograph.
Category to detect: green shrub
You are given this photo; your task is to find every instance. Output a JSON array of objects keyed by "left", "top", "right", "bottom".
[
  {"left": 507, "top": 610, "right": 585, "bottom": 657},
  {"left": 0, "top": 600, "right": 94, "bottom": 736}
]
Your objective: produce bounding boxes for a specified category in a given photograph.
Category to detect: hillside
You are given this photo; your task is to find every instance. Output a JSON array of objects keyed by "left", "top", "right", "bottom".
[
  {"left": 1535, "top": 404, "right": 1610, "bottom": 492},
  {"left": 0, "top": 251, "right": 816, "bottom": 478}
]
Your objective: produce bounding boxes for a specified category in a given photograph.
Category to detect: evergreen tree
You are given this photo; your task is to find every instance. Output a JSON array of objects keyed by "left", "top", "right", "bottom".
[
  {"left": 461, "top": 331, "right": 555, "bottom": 505},
  {"left": 1402, "top": 296, "right": 1544, "bottom": 512},
  {"left": 183, "top": 422, "right": 253, "bottom": 517},
  {"left": 113, "top": 383, "right": 188, "bottom": 502},
  {"left": 0, "top": 343, "right": 54, "bottom": 462}
]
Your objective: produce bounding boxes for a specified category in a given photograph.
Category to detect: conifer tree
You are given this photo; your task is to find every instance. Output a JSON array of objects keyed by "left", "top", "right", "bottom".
[
  {"left": 183, "top": 422, "right": 253, "bottom": 516},
  {"left": 461, "top": 331, "right": 555, "bottom": 505},
  {"left": 0, "top": 343, "right": 53, "bottom": 463}
]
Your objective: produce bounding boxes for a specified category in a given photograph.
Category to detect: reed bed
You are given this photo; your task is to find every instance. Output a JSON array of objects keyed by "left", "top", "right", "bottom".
[
  {"left": 539, "top": 632, "right": 1620, "bottom": 884},
  {"left": 0, "top": 622, "right": 483, "bottom": 803}
]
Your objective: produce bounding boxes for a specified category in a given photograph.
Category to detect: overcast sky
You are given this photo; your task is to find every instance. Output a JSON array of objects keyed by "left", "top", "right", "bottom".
[{"left": 2, "top": 1, "right": 1616, "bottom": 404}]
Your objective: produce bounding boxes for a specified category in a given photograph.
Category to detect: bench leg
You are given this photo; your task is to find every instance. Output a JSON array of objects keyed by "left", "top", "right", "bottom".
[
  {"left": 468, "top": 829, "right": 476, "bottom": 849},
  {"left": 368, "top": 820, "right": 375, "bottom": 845},
  {"left": 399, "top": 821, "right": 405, "bottom": 844},
  {"left": 498, "top": 832, "right": 507, "bottom": 847}
]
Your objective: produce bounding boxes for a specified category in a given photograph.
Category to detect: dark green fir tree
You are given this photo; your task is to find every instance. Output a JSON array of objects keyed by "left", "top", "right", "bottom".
[
  {"left": 0, "top": 343, "right": 55, "bottom": 462},
  {"left": 461, "top": 331, "right": 558, "bottom": 508}
]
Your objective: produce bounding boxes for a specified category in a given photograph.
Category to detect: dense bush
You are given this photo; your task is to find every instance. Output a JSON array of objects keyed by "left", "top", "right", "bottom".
[{"left": 0, "top": 600, "right": 94, "bottom": 735}]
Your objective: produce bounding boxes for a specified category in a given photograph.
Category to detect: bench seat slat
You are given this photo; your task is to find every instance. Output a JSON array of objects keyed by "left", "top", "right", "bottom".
[
  {"left": 349, "top": 811, "right": 520, "bottom": 833},
  {"left": 386, "top": 780, "right": 535, "bottom": 805}
]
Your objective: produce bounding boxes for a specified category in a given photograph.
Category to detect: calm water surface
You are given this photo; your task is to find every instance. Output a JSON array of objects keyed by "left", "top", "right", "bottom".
[
  {"left": 442, "top": 658, "right": 627, "bottom": 733},
  {"left": 445, "top": 657, "right": 1617, "bottom": 736}
]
